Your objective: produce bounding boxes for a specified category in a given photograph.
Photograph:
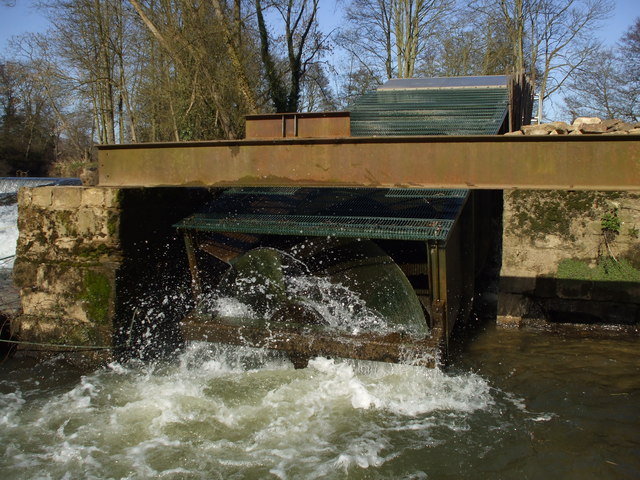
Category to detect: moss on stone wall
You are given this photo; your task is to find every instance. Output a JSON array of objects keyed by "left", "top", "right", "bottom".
[
  {"left": 75, "top": 243, "right": 114, "bottom": 261},
  {"left": 107, "top": 211, "right": 120, "bottom": 237},
  {"left": 78, "top": 270, "right": 112, "bottom": 325},
  {"left": 508, "top": 190, "right": 628, "bottom": 240},
  {"left": 56, "top": 210, "right": 78, "bottom": 236}
]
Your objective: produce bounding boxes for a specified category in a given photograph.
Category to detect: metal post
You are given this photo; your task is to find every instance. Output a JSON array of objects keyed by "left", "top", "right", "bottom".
[{"left": 183, "top": 232, "right": 202, "bottom": 299}]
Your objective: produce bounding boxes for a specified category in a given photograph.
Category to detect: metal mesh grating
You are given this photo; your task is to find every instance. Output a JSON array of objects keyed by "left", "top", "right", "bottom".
[
  {"left": 384, "top": 188, "right": 468, "bottom": 198},
  {"left": 350, "top": 87, "right": 509, "bottom": 136},
  {"left": 224, "top": 187, "right": 301, "bottom": 195},
  {"left": 175, "top": 188, "right": 468, "bottom": 242},
  {"left": 178, "top": 213, "right": 454, "bottom": 242}
]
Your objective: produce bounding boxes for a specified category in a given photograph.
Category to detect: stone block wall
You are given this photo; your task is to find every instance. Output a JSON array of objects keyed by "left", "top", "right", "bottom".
[
  {"left": 12, "top": 185, "right": 212, "bottom": 357},
  {"left": 12, "top": 187, "right": 123, "bottom": 347},
  {"left": 498, "top": 189, "right": 640, "bottom": 326}
]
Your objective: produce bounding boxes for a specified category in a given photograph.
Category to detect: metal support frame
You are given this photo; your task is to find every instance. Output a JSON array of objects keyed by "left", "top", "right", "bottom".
[
  {"left": 428, "top": 244, "right": 448, "bottom": 354},
  {"left": 98, "top": 135, "right": 639, "bottom": 190}
]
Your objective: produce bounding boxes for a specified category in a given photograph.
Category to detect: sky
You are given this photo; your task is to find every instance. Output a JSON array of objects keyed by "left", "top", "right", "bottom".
[
  {"left": 1, "top": 0, "right": 638, "bottom": 55},
  {"left": 0, "top": 0, "right": 638, "bottom": 120}
]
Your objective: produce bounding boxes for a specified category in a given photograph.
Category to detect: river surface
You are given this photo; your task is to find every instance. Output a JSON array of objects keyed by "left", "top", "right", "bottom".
[
  {"left": 0, "top": 182, "right": 638, "bottom": 479},
  {"left": 1, "top": 326, "right": 638, "bottom": 480}
]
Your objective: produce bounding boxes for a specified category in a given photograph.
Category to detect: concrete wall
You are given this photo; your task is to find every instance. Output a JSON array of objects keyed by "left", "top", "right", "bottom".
[{"left": 498, "top": 190, "right": 640, "bottom": 326}]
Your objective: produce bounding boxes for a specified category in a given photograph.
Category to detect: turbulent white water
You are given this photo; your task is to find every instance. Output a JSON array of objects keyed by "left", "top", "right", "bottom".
[
  {"left": 2, "top": 331, "right": 639, "bottom": 480},
  {"left": 0, "top": 202, "right": 18, "bottom": 269},
  {"left": 200, "top": 244, "right": 428, "bottom": 339},
  {"left": 0, "top": 178, "right": 79, "bottom": 269},
  {"left": 204, "top": 273, "right": 400, "bottom": 336},
  {"left": 0, "top": 343, "right": 496, "bottom": 480}
]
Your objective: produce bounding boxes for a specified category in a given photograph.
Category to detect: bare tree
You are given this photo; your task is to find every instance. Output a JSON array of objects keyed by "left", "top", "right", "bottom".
[
  {"left": 255, "top": 0, "right": 327, "bottom": 112},
  {"left": 0, "top": 61, "right": 57, "bottom": 176},
  {"left": 529, "top": 0, "right": 612, "bottom": 120},
  {"left": 299, "top": 62, "right": 337, "bottom": 112},
  {"left": 618, "top": 16, "right": 640, "bottom": 121},
  {"left": 469, "top": 0, "right": 612, "bottom": 120},
  {"left": 128, "top": 0, "right": 263, "bottom": 138},
  {"left": 564, "top": 17, "right": 640, "bottom": 122},
  {"left": 338, "top": 0, "right": 452, "bottom": 80},
  {"left": 563, "top": 47, "right": 626, "bottom": 120},
  {"left": 394, "top": 0, "right": 453, "bottom": 77}
]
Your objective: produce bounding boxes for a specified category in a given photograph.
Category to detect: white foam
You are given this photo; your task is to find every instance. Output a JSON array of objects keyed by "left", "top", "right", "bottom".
[
  {"left": 1, "top": 342, "right": 499, "bottom": 479},
  {"left": 0, "top": 389, "right": 25, "bottom": 428},
  {"left": 0, "top": 203, "right": 18, "bottom": 268}
]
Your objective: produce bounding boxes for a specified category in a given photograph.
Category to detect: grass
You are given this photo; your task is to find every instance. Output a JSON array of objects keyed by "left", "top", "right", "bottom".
[{"left": 557, "top": 257, "right": 640, "bottom": 283}]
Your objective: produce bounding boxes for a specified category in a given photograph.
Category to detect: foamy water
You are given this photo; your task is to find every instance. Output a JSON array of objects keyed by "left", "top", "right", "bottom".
[
  {"left": 0, "top": 203, "right": 18, "bottom": 269},
  {"left": 3, "top": 330, "right": 639, "bottom": 480},
  {"left": 199, "top": 244, "right": 428, "bottom": 339},
  {"left": 1, "top": 343, "right": 500, "bottom": 479}
]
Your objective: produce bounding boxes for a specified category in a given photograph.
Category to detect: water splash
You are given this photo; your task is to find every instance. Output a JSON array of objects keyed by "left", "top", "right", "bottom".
[
  {"left": 0, "top": 203, "right": 18, "bottom": 269},
  {"left": 197, "top": 243, "right": 428, "bottom": 339},
  {"left": 0, "top": 343, "right": 494, "bottom": 480}
]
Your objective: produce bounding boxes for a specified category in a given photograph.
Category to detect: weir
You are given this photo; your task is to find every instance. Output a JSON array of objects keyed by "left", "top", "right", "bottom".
[{"left": 6, "top": 75, "right": 640, "bottom": 366}]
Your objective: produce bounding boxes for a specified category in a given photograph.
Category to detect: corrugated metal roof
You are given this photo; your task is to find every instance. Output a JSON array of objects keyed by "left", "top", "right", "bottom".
[
  {"left": 175, "top": 187, "right": 469, "bottom": 243},
  {"left": 378, "top": 75, "right": 509, "bottom": 90},
  {"left": 350, "top": 79, "right": 509, "bottom": 136}
]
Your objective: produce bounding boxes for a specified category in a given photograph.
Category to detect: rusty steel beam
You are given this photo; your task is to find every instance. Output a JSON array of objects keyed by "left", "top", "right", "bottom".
[
  {"left": 98, "top": 135, "right": 640, "bottom": 190},
  {"left": 182, "top": 317, "right": 439, "bottom": 367},
  {"left": 245, "top": 112, "right": 350, "bottom": 139}
]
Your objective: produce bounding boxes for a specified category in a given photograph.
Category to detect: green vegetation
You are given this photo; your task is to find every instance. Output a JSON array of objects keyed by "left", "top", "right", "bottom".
[
  {"left": 78, "top": 270, "right": 112, "bottom": 325},
  {"left": 600, "top": 209, "right": 621, "bottom": 235},
  {"left": 107, "top": 212, "right": 120, "bottom": 237},
  {"left": 557, "top": 258, "right": 640, "bottom": 282},
  {"left": 509, "top": 191, "right": 632, "bottom": 241},
  {"left": 77, "top": 243, "right": 112, "bottom": 261}
]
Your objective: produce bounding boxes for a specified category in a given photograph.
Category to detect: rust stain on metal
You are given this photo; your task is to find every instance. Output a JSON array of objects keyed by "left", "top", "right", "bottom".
[{"left": 98, "top": 136, "right": 640, "bottom": 190}]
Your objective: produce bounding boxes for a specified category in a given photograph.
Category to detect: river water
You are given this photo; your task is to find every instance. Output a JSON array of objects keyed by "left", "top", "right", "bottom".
[
  {"left": 1, "top": 328, "right": 638, "bottom": 479},
  {"left": 0, "top": 187, "right": 639, "bottom": 479}
]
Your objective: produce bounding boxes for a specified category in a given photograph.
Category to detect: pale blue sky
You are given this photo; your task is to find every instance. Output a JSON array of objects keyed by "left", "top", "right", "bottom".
[{"left": 1, "top": 0, "right": 637, "bottom": 56}]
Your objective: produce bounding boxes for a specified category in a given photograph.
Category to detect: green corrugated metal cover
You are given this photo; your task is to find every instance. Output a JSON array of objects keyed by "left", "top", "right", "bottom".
[
  {"left": 175, "top": 187, "right": 469, "bottom": 243},
  {"left": 350, "top": 85, "right": 509, "bottom": 136}
]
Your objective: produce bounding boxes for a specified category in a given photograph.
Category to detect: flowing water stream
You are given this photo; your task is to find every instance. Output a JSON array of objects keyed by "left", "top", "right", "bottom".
[
  {"left": 1, "top": 328, "right": 638, "bottom": 479},
  {"left": 0, "top": 184, "right": 638, "bottom": 479}
]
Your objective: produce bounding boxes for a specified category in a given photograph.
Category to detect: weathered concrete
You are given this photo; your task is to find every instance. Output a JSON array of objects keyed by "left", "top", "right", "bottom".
[{"left": 498, "top": 190, "right": 640, "bottom": 326}]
